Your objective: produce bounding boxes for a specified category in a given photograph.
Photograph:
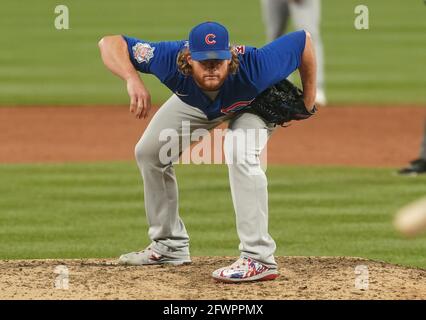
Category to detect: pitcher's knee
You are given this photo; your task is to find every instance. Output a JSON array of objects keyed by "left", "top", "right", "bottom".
[
  {"left": 224, "top": 130, "right": 262, "bottom": 166},
  {"left": 224, "top": 132, "right": 241, "bottom": 165},
  {"left": 135, "top": 136, "right": 181, "bottom": 168},
  {"left": 135, "top": 139, "right": 159, "bottom": 166}
]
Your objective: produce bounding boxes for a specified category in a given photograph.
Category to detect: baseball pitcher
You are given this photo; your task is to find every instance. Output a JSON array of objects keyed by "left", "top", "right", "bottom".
[{"left": 98, "top": 21, "right": 317, "bottom": 282}]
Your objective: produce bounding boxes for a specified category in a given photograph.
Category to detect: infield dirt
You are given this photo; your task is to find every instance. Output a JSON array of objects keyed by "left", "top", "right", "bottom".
[
  {"left": 0, "top": 257, "right": 425, "bottom": 300},
  {"left": 1, "top": 105, "right": 426, "bottom": 166}
]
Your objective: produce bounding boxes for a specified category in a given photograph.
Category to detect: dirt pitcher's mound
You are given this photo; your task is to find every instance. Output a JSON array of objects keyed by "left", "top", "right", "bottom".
[{"left": 0, "top": 257, "right": 425, "bottom": 300}]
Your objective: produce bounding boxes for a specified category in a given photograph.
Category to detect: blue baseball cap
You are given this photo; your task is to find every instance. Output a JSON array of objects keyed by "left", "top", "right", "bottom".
[{"left": 188, "top": 22, "right": 232, "bottom": 61}]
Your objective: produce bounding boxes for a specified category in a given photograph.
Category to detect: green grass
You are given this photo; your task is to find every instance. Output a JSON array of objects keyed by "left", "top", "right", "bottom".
[
  {"left": 1, "top": 0, "right": 425, "bottom": 105},
  {"left": 1, "top": 162, "right": 425, "bottom": 268}
]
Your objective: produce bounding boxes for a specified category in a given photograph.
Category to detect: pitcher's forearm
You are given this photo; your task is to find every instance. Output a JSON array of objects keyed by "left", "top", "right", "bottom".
[
  {"left": 299, "top": 31, "right": 317, "bottom": 111},
  {"left": 98, "top": 35, "right": 139, "bottom": 81},
  {"left": 98, "top": 35, "right": 151, "bottom": 119}
]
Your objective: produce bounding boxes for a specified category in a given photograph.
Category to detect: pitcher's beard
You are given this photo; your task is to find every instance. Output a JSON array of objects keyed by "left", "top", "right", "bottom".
[
  {"left": 193, "top": 76, "right": 224, "bottom": 91},
  {"left": 200, "top": 81, "right": 221, "bottom": 91}
]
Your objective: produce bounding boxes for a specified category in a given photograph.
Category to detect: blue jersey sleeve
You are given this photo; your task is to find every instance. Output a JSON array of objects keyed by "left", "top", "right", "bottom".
[
  {"left": 122, "top": 35, "right": 185, "bottom": 83},
  {"left": 244, "top": 30, "right": 306, "bottom": 93}
]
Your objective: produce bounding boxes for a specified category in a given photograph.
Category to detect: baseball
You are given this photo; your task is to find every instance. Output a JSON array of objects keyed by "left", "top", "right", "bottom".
[{"left": 394, "top": 196, "right": 426, "bottom": 237}]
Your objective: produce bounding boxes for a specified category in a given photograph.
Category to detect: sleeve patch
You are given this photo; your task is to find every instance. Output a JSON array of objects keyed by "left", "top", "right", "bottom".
[
  {"left": 234, "top": 45, "right": 245, "bottom": 55},
  {"left": 132, "top": 42, "right": 155, "bottom": 64}
]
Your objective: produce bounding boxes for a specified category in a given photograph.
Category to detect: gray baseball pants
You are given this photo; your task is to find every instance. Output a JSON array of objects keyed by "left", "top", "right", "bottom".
[
  {"left": 261, "top": 0, "right": 325, "bottom": 90},
  {"left": 134, "top": 94, "right": 278, "bottom": 268}
]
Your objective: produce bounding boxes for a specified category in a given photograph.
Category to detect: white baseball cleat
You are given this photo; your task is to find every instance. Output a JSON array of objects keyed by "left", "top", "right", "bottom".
[
  {"left": 212, "top": 256, "right": 279, "bottom": 283},
  {"left": 118, "top": 246, "right": 191, "bottom": 266}
]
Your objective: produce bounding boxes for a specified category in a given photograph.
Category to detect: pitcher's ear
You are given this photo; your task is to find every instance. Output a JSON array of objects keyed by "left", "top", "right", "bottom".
[{"left": 186, "top": 54, "right": 193, "bottom": 65}]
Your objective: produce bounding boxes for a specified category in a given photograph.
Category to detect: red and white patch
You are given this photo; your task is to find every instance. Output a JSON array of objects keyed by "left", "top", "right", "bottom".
[
  {"left": 132, "top": 42, "right": 155, "bottom": 64},
  {"left": 234, "top": 45, "right": 245, "bottom": 55},
  {"left": 205, "top": 33, "right": 216, "bottom": 45}
]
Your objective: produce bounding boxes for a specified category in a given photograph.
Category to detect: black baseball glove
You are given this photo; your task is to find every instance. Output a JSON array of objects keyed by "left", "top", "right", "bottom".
[{"left": 244, "top": 79, "right": 317, "bottom": 126}]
